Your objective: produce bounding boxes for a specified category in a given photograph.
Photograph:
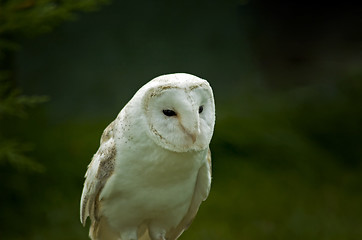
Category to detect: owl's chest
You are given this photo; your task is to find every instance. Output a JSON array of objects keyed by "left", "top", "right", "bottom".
[
  {"left": 101, "top": 142, "right": 204, "bottom": 224},
  {"left": 114, "top": 146, "right": 200, "bottom": 197}
]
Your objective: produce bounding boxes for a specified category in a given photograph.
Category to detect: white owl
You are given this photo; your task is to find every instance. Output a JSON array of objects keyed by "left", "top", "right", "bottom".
[{"left": 80, "top": 73, "right": 215, "bottom": 240}]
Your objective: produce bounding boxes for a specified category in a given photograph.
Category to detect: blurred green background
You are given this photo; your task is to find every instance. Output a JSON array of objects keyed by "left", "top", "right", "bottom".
[{"left": 1, "top": 0, "right": 361, "bottom": 239}]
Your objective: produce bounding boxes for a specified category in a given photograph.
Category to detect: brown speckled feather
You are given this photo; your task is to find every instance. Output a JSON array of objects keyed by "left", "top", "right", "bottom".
[{"left": 80, "top": 121, "right": 117, "bottom": 238}]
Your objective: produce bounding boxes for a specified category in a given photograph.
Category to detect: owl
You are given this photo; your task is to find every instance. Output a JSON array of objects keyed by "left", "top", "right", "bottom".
[{"left": 80, "top": 73, "right": 215, "bottom": 240}]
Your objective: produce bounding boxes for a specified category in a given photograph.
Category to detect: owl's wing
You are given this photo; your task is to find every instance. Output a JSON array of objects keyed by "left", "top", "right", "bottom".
[
  {"left": 167, "top": 149, "right": 212, "bottom": 240},
  {"left": 80, "top": 121, "right": 116, "bottom": 226}
]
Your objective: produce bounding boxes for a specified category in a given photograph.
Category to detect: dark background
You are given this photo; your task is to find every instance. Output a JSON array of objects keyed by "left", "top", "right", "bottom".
[{"left": 1, "top": 0, "right": 361, "bottom": 239}]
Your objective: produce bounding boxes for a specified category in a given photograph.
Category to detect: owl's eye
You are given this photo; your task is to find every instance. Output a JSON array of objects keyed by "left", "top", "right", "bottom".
[
  {"left": 163, "top": 109, "right": 177, "bottom": 117},
  {"left": 199, "top": 106, "right": 204, "bottom": 114}
]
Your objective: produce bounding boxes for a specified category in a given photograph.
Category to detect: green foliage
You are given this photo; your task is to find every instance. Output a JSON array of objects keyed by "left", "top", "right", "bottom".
[
  {"left": 0, "top": 0, "right": 111, "bottom": 171},
  {"left": 0, "top": 139, "right": 43, "bottom": 171},
  {"left": 0, "top": 0, "right": 110, "bottom": 39},
  {"left": 0, "top": 83, "right": 48, "bottom": 118},
  {"left": 0, "top": 83, "right": 48, "bottom": 171},
  {"left": 0, "top": 0, "right": 110, "bottom": 61},
  {"left": 0, "top": 118, "right": 107, "bottom": 240},
  {"left": 0, "top": 1, "right": 110, "bottom": 238}
]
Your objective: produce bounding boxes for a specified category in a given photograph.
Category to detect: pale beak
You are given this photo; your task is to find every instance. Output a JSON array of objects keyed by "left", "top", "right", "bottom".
[
  {"left": 178, "top": 102, "right": 201, "bottom": 144},
  {"left": 179, "top": 116, "right": 200, "bottom": 144},
  {"left": 189, "top": 132, "right": 197, "bottom": 143}
]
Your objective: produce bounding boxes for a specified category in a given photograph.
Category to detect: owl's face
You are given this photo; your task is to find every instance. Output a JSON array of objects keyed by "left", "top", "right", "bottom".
[{"left": 142, "top": 74, "right": 215, "bottom": 152}]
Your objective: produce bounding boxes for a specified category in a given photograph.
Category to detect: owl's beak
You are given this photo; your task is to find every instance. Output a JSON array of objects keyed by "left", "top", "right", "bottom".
[
  {"left": 179, "top": 114, "right": 200, "bottom": 143},
  {"left": 190, "top": 132, "right": 198, "bottom": 143},
  {"left": 185, "top": 128, "right": 199, "bottom": 143}
]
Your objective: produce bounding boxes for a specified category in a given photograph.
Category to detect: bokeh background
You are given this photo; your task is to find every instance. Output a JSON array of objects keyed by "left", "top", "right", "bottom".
[{"left": 1, "top": 0, "right": 361, "bottom": 239}]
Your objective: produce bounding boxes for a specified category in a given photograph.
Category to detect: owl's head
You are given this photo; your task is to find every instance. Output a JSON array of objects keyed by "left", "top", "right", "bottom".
[{"left": 140, "top": 73, "right": 215, "bottom": 153}]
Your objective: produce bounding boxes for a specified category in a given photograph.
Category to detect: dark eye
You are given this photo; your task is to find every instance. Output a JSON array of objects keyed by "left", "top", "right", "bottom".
[
  {"left": 163, "top": 109, "right": 177, "bottom": 117},
  {"left": 198, "top": 106, "right": 203, "bottom": 114}
]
